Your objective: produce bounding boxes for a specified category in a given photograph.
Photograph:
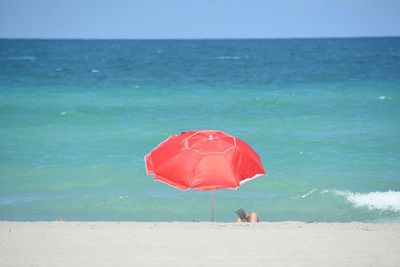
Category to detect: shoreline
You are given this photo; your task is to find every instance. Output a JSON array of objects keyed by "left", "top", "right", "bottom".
[{"left": 2, "top": 221, "right": 400, "bottom": 266}]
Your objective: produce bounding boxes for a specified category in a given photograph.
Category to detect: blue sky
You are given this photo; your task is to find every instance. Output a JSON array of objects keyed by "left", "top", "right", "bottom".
[{"left": 0, "top": 0, "right": 399, "bottom": 39}]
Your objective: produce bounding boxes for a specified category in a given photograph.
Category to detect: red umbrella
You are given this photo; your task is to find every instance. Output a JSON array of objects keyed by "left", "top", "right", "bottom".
[{"left": 145, "top": 130, "right": 266, "bottom": 221}]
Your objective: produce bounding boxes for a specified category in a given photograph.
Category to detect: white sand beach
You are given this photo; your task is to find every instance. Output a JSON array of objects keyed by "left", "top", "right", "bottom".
[{"left": 1, "top": 221, "right": 400, "bottom": 267}]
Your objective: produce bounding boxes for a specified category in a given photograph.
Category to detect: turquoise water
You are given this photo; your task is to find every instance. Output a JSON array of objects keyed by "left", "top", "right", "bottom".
[{"left": 1, "top": 38, "right": 400, "bottom": 222}]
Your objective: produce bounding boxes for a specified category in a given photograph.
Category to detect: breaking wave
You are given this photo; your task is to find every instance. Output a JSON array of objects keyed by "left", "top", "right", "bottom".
[
  {"left": 290, "top": 189, "right": 400, "bottom": 213},
  {"left": 334, "top": 190, "right": 400, "bottom": 212}
]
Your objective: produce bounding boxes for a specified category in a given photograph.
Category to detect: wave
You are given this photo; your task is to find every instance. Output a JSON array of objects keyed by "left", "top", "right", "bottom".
[
  {"left": 334, "top": 190, "right": 400, "bottom": 212},
  {"left": 291, "top": 188, "right": 317, "bottom": 199},
  {"left": 216, "top": 56, "right": 241, "bottom": 60},
  {"left": 5, "top": 56, "right": 36, "bottom": 61},
  {"left": 378, "top": 95, "right": 392, "bottom": 100},
  {"left": 290, "top": 189, "right": 400, "bottom": 213},
  {"left": 60, "top": 110, "right": 84, "bottom": 116}
]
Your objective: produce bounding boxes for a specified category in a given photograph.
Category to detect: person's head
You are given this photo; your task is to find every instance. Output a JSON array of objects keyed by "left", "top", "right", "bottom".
[{"left": 236, "top": 208, "right": 248, "bottom": 221}]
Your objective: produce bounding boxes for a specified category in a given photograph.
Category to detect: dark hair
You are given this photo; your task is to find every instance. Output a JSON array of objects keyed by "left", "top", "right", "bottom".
[{"left": 236, "top": 208, "right": 247, "bottom": 222}]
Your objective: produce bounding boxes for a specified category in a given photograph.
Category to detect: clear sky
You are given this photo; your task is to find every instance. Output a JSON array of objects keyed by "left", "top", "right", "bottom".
[{"left": 0, "top": 0, "right": 399, "bottom": 39}]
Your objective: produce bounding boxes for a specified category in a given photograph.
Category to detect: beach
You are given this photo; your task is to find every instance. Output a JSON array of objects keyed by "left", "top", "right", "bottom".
[
  {"left": 1, "top": 39, "right": 400, "bottom": 265},
  {"left": 1, "top": 221, "right": 400, "bottom": 266},
  {"left": 2, "top": 0, "right": 400, "bottom": 265}
]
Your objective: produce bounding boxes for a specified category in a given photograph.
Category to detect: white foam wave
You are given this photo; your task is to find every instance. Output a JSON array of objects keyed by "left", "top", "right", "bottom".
[
  {"left": 217, "top": 56, "right": 241, "bottom": 60},
  {"left": 335, "top": 190, "right": 400, "bottom": 212},
  {"left": 60, "top": 110, "right": 83, "bottom": 116},
  {"left": 291, "top": 188, "right": 317, "bottom": 199}
]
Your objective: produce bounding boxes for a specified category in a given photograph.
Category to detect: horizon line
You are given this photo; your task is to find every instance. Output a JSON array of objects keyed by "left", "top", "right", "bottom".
[{"left": 0, "top": 35, "right": 399, "bottom": 41}]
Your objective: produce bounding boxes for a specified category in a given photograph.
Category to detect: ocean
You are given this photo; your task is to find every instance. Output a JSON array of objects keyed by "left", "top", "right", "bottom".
[{"left": 0, "top": 38, "right": 399, "bottom": 222}]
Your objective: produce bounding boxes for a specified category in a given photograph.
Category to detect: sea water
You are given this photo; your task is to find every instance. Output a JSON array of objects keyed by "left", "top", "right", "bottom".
[{"left": 0, "top": 38, "right": 399, "bottom": 222}]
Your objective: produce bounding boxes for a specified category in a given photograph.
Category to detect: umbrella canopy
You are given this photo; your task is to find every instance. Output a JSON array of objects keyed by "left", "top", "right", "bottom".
[{"left": 145, "top": 130, "right": 266, "bottom": 191}]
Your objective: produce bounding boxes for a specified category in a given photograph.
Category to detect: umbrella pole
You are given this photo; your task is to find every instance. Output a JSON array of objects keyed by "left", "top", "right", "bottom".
[{"left": 211, "top": 190, "right": 215, "bottom": 222}]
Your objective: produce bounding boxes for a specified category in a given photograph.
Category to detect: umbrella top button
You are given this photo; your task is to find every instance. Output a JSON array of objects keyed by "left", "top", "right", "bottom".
[{"left": 185, "top": 130, "right": 236, "bottom": 153}]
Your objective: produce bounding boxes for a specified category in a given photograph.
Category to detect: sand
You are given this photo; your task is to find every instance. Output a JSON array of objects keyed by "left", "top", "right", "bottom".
[{"left": 1, "top": 221, "right": 400, "bottom": 267}]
